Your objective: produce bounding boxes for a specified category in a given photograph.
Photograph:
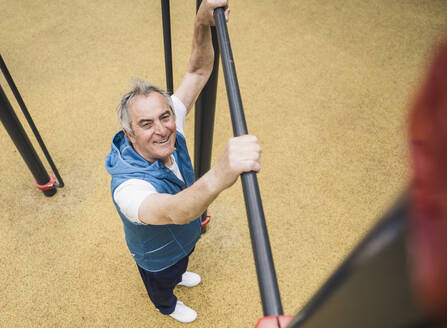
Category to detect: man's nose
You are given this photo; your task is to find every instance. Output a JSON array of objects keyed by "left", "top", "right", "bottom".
[{"left": 154, "top": 120, "right": 168, "bottom": 135}]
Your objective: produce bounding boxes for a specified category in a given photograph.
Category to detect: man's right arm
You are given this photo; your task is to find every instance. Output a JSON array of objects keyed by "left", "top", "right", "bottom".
[{"left": 138, "top": 135, "right": 262, "bottom": 225}]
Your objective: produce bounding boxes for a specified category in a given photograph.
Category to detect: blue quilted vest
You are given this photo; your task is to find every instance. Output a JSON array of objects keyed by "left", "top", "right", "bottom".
[{"left": 105, "top": 130, "right": 201, "bottom": 272}]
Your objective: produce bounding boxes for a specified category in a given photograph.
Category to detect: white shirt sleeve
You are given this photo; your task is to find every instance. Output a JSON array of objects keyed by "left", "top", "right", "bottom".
[
  {"left": 171, "top": 94, "right": 187, "bottom": 136},
  {"left": 113, "top": 179, "right": 157, "bottom": 223}
]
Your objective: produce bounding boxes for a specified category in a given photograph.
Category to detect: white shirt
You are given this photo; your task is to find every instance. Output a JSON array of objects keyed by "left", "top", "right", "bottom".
[{"left": 113, "top": 95, "right": 187, "bottom": 223}]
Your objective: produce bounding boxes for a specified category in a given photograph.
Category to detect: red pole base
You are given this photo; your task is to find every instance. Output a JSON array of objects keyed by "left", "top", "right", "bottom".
[
  {"left": 34, "top": 174, "right": 56, "bottom": 191},
  {"left": 34, "top": 174, "right": 57, "bottom": 196},
  {"left": 201, "top": 212, "right": 211, "bottom": 228},
  {"left": 255, "top": 316, "right": 294, "bottom": 328}
]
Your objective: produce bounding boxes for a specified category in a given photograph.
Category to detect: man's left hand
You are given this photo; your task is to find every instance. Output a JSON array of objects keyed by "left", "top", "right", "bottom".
[{"left": 196, "top": 0, "right": 230, "bottom": 26}]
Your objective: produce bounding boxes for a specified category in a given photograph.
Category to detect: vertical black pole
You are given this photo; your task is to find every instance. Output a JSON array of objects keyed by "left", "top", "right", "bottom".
[
  {"left": 161, "top": 0, "right": 174, "bottom": 95},
  {"left": 194, "top": 0, "right": 220, "bottom": 232},
  {"left": 213, "top": 7, "right": 283, "bottom": 316},
  {"left": 0, "top": 84, "right": 56, "bottom": 196}
]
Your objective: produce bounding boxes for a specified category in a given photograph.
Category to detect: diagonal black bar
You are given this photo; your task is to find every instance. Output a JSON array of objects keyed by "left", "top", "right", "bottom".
[
  {"left": 0, "top": 83, "right": 56, "bottom": 196},
  {"left": 287, "top": 193, "right": 441, "bottom": 328},
  {"left": 194, "top": 0, "right": 220, "bottom": 232},
  {"left": 161, "top": 0, "right": 174, "bottom": 95},
  {"left": 0, "top": 54, "right": 64, "bottom": 188},
  {"left": 213, "top": 7, "right": 283, "bottom": 316}
]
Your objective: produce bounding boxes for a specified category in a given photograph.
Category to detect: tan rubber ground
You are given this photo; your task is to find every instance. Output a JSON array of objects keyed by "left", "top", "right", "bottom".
[{"left": 1, "top": 1, "right": 446, "bottom": 327}]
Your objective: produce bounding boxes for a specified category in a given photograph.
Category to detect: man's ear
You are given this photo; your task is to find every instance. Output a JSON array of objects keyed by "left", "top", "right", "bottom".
[{"left": 123, "top": 129, "right": 134, "bottom": 143}]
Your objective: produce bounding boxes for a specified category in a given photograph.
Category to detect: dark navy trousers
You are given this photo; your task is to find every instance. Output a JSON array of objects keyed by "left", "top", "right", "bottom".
[{"left": 137, "top": 254, "right": 190, "bottom": 315}]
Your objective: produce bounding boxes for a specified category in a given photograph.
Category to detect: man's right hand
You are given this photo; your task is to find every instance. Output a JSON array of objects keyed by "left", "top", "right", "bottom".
[
  {"left": 138, "top": 135, "right": 261, "bottom": 226},
  {"left": 210, "top": 135, "right": 262, "bottom": 191}
]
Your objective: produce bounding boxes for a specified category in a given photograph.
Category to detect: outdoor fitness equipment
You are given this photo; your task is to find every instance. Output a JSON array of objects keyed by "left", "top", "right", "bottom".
[
  {"left": 193, "top": 0, "right": 220, "bottom": 232},
  {"left": 0, "top": 55, "right": 63, "bottom": 196}
]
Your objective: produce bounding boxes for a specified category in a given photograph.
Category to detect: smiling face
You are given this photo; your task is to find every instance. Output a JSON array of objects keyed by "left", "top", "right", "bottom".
[{"left": 124, "top": 92, "right": 176, "bottom": 166}]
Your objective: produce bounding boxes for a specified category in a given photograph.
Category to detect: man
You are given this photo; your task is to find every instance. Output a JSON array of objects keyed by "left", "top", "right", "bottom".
[{"left": 105, "top": 0, "right": 262, "bottom": 323}]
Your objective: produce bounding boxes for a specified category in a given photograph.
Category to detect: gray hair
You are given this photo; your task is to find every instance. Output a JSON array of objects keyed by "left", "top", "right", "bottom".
[{"left": 117, "top": 79, "right": 174, "bottom": 136}]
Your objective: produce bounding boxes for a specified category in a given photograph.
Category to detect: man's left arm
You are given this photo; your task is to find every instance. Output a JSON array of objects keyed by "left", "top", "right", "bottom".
[{"left": 174, "top": 0, "right": 229, "bottom": 113}]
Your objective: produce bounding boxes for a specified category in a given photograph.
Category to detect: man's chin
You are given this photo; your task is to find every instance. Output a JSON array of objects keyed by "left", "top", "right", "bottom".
[{"left": 156, "top": 146, "right": 175, "bottom": 161}]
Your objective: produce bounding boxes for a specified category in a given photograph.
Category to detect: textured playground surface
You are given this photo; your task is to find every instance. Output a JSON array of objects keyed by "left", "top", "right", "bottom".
[{"left": 1, "top": 1, "right": 447, "bottom": 327}]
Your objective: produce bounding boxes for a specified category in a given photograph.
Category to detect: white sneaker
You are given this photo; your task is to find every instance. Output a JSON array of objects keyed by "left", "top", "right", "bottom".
[
  {"left": 177, "top": 272, "right": 201, "bottom": 287},
  {"left": 169, "top": 301, "right": 197, "bottom": 323}
]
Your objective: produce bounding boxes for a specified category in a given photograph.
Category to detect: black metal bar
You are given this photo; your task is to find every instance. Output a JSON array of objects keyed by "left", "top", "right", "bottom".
[
  {"left": 194, "top": 0, "right": 220, "bottom": 232},
  {"left": 0, "top": 55, "right": 64, "bottom": 188},
  {"left": 0, "top": 83, "right": 56, "bottom": 196},
  {"left": 287, "top": 193, "right": 441, "bottom": 328},
  {"left": 161, "top": 0, "right": 174, "bottom": 95},
  {"left": 213, "top": 7, "right": 283, "bottom": 316}
]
